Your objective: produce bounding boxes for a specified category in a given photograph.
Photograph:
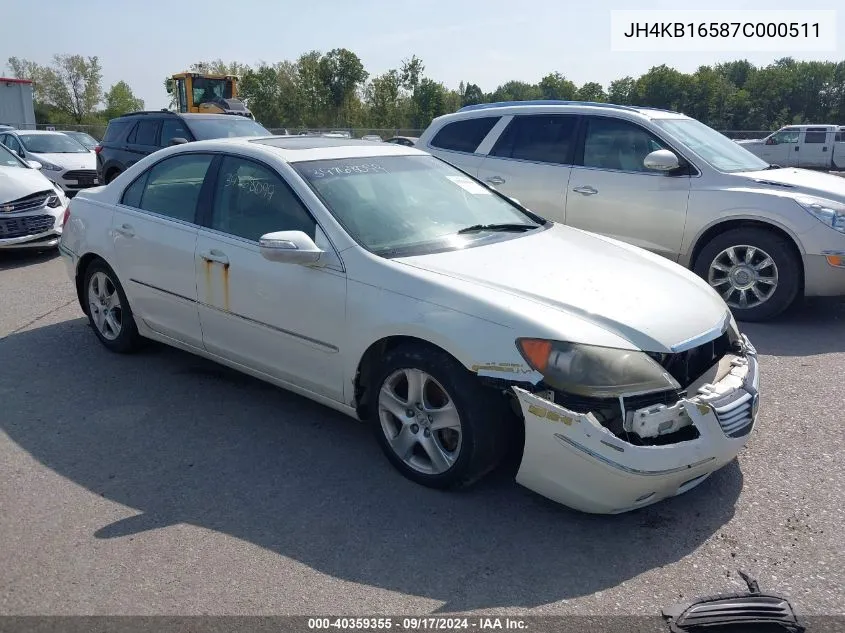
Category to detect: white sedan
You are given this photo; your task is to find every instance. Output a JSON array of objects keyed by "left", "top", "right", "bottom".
[
  {"left": 59, "top": 136, "right": 760, "bottom": 514},
  {"left": 0, "top": 141, "right": 69, "bottom": 250}
]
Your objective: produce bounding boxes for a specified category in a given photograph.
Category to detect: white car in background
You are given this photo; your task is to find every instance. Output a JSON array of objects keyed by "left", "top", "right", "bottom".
[
  {"left": 0, "top": 141, "right": 69, "bottom": 250},
  {"left": 59, "top": 136, "right": 759, "bottom": 514},
  {"left": 0, "top": 129, "right": 98, "bottom": 196},
  {"left": 60, "top": 130, "right": 100, "bottom": 152}
]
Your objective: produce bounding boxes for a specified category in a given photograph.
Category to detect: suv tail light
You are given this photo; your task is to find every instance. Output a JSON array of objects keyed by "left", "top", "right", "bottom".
[{"left": 94, "top": 144, "right": 103, "bottom": 155}]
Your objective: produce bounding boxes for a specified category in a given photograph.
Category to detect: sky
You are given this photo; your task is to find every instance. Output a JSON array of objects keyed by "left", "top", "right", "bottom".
[{"left": 3, "top": 0, "right": 843, "bottom": 111}]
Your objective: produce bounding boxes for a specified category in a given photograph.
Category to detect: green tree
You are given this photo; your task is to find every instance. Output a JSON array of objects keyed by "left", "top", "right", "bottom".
[
  {"left": 490, "top": 80, "right": 541, "bottom": 102},
  {"left": 365, "top": 70, "right": 402, "bottom": 127},
  {"left": 539, "top": 72, "right": 576, "bottom": 100},
  {"left": 576, "top": 82, "right": 606, "bottom": 102},
  {"left": 460, "top": 82, "right": 484, "bottom": 107},
  {"left": 607, "top": 76, "right": 636, "bottom": 104},
  {"left": 319, "top": 48, "right": 368, "bottom": 125},
  {"left": 103, "top": 81, "right": 144, "bottom": 119}
]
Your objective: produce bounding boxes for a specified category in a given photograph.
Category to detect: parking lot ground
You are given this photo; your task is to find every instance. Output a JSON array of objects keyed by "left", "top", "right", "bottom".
[{"left": 1, "top": 249, "right": 843, "bottom": 616}]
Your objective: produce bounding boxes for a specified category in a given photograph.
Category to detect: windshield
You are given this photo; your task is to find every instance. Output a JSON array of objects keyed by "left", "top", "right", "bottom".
[
  {"left": 192, "top": 77, "right": 233, "bottom": 105},
  {"left": 653, "top": 118, "right": 770, "bottom": 173},
  {"left": 186, "top": 118, "right": 269, "bottom": 140},
  {"left": 65, "top": 132, "right": 98, "bottom": 148},
  {"left": 294, "top": 155, "right": 545, "bottom": 257},
  {"left": 19, "top": 133, "right": 89, "bottom": 154},
  {"left": 0, "top": 143, "right": 25, "bottom": 167}
]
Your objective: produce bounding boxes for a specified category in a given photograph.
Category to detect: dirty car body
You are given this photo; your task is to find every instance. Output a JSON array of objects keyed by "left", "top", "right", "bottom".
[{"left": 59, "top": 136, "right": 759, "bottom": 514}]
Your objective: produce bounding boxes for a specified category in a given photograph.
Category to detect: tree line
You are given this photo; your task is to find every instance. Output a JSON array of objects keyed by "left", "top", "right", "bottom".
[{"left": 7, "top": 53, "right": 845, "bottom": 133}]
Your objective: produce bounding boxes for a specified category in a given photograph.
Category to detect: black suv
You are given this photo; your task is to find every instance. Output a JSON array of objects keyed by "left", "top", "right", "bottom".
[{"left": 96, "top": 111, "right": 270, "bottom": 184}]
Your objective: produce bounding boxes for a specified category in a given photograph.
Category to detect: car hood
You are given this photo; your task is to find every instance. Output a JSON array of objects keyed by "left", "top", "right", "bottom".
[
  {"left": 737, "top": 167, "right": 845, "bottom": 200},
  {"left": 30, "top": 152, "right": 96, "bottom": 170},
  {"left": 396, "top": 224, "right": 729, "bottom": 352},
  {"left": 0, "top": 166, "right": 56, "bottom": 203}
]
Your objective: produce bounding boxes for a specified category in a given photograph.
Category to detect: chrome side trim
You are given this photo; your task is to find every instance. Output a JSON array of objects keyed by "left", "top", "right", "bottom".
[{"left": 130, "top": 278, "right": 339, "bottom": 353}]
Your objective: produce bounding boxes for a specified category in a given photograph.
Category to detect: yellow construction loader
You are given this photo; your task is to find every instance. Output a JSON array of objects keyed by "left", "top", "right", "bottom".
[{"left": 166, "top": 72, "right": 254, "bottom": 119}]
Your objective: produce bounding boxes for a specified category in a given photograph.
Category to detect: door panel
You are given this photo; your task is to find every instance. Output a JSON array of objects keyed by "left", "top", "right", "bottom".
[
  {"left": 110, "top": 153, "right": 214, "bottom": 346},
  {"left": 195, "top": 155, "right": 346, "bottom": 401},
  {"left": 565, "top": 116, "right": 691, "bottom": 259},
  {"left": 798, "top": 129, "right": 830, "bottom": 168}
]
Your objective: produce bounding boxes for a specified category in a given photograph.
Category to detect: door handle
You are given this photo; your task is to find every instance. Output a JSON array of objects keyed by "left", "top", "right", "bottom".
[
  {"left": 200, "top": 249, "right": 229, "bottom": 265},
  {"left": 114, "top": 223, "right": 134, "bottom": 237},
  {"left": 485, "top": 176, "right": 505, "bottom": 185},
  {"left": 795, "top": 146, "right": 799, "bottom": 151},
  {"left": 573, "top": 185, "right": 598, "bottom": 196},
  {"left": 823, "top": 146, "right": 828, "bottom": 152}
]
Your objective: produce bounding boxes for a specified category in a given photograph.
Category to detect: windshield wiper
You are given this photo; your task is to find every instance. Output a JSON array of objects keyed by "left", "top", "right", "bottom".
[
  {"left": 764, "top": 164, "right": 782, "bottom": 170},
  {"left": 456, "top": 223, "right": 538, "bottom": 235}
]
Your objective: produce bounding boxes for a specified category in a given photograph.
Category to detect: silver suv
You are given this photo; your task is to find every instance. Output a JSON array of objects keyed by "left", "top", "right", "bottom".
[{"left": 418, "top": 101, "right": 845, "bottom": 322}]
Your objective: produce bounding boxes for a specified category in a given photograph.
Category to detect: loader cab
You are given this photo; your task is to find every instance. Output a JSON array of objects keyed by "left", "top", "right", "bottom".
[{"left": 167, "top": 73, "right": 253, "bottom": 119}]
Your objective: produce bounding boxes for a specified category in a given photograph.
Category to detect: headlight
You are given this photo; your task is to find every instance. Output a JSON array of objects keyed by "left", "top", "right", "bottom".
[
  {"left": 38, "top": 160, "right": 63, "bottom": 171},
  {"left": 516, "top": 339, "right": 680, "bottom": 398},
  {"left": 795, "top": 196, "right": 845, "bottom": 234}
]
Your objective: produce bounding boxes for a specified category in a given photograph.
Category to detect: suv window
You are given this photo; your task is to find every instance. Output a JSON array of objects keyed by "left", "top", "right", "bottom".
[
  {"left": 160, "top": 118, "right": 191, "bottom": 147},
  {"left": 103, "top": 119, "right": 132, "bottom": 143},
  {"left": 430, "top": 117, "right": 499, "bottom": 153},
  {"left": 581, "top": 117, "right": 668, "bottom": 173},
  {"left": 129, "top": 120, "right": 159, "bottom": 146},
  {"left": 804, "top": 128, "right": 828, "bottom": 144},
  {"left": 490, "top": 115, "right": 578, "bottom": 164},
  {"left": 210, "top": 155, "right": 316, "bottom": 242},
  {"left": 123, "top": 153, "right": 214, "bottom": 222}
]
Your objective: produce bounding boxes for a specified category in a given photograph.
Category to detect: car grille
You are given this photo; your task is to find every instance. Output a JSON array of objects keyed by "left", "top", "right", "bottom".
[
  {"left": 64, "top": 169, "right": 97, "bottom": 180},
  {"left": 0, "top": 215, "right": 56, "bottom": 239},
  {"left": 0, "top": 190, "right": 54, "bottom": 213},
  {"left": 712, "top": 391, "right": 755, "bottom": 437}
]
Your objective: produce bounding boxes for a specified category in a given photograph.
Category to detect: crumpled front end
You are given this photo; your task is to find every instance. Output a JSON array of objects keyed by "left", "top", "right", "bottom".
[{"left": 513, "top": 336, "right": 759, "bottom": 514}]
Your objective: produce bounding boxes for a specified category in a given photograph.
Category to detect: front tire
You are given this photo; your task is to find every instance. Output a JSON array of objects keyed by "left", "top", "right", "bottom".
[
  {"left": 370, "top": 343, "right": 509, "bottom": 490},
  {"left": 693, "top": 227, "right": 801, "bottom": 322},
  {"left": 83, "top": 260, "right": 142, "bottom": 353}
]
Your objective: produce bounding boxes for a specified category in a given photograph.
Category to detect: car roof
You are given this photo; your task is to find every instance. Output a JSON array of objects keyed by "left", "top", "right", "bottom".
[
  {"left": 7, "top": 129, "right": 67, "bottom": 135},
  {"left": 176, "top": 135, "right": 426, "bottom": 163},
  {"left": 443, "top": 101, "right": 689, "bottom": 121},
  {"left": 115, "top": 111, "right": 240, "bottom": 121}
]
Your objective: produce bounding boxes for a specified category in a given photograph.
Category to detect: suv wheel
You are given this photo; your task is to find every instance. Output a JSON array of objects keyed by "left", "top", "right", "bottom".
[
  {"left": 105, "top": 169, "right": 122, "bottom": 184},
  {"left": 693, "top": 227, "right": 801, "bottom": 322}
]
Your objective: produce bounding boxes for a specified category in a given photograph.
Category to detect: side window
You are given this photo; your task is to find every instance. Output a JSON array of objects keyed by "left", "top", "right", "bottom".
[
  {"left": 490, "top": 115, "right": 578, "bottom": 164},
  {"left": 160, "top": 119, "right": 191, "bottom": 147},
  {"left": 582, "top": 117, "right": 668, "bottom": 173},
  {"left": 135, "top": 154, "right": 214, "bottom": 222},
  {"left": 804, "top": 128, "right": 828, "bottom": 144},
  {"left": 429, "top": 117, "right": 499, "bottom": 153},
  {"left": 134, "top": 120, "right": 159, "bottom": 146},
  {"left": 837, "top": 131, "right": 844, "bottom": 142},
  {"left": 178, "top": 80, "right": 188, "bottom": 113},
  {"left": 121, "top": 172, "right": 148, "bottom": 208},
  {"left": 772, "top": 129, "right": 799, "bottom": 144},
  {"left": 102, "top": 119, "right": 131, "bottom": 143},
  {"left": 4, "top": 135, "right": 22, "bottom": 154},
  {"left": 210, "top": 156, "right": 316, "bottom": 242}
]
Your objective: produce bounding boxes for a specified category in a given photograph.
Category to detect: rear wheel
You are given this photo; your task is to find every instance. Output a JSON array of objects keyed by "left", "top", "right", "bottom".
[
  {"left": 83, "top": 260, "right": 142, "bottom": 353},
  {"left": 693, "top": 227, "right": 801, "bottom": 322},
  {"left": 370, "top": 344, "right": 509, "bottom": 490},
  {"left": 105, "top": 169, "right": 121, "bottom": 184}
]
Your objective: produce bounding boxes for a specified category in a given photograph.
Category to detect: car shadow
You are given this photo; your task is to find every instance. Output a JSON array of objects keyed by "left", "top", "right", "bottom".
[
  {"left": 0, "top": 247, "right": 59, "bottom": 271},
  {"left": 739, "top": 297, "right": 845, "bottom": 356},
  {"left": 0, "top": 318, "right": 744, "bottom": 612}
]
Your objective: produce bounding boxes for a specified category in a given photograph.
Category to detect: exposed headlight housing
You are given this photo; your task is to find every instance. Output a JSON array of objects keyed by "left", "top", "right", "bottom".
[
  {"left": 516, "top": 339, "right": 680, "bottom": 398},
  {"left": 795, "top": 196, "right": 845, "bottom": 234}
]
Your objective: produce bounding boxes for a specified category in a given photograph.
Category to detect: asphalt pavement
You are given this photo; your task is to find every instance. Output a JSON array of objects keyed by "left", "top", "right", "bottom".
[{"left": 1, "top": 248, "right": 843, "bottom": 616}]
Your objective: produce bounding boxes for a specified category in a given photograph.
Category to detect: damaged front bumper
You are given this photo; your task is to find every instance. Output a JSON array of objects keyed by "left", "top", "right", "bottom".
[{"left": 513, "top": 336, "right": 759, "bottom": 514}]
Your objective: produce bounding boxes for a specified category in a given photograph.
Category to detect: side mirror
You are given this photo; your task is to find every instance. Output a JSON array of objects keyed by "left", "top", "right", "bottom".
[
  {"left": 169, "top": 137, "right": 189, "bottom": 146},
  {"left": 259, "top": 230, "right": 325, "bottom": 266},
  {"left": 643, "top": 149, "right": 680, "bottom": 172},
  {"left": 26, "top": 160, "right": 42, "bottom": 170}
]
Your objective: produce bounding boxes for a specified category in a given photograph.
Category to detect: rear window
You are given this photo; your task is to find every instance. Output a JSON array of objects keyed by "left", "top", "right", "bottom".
[
  {"left": 430, "top": 117, "right": 499, "bottom": 153},
  {"left": 184, "top": 117, "right": 269, "bottom": 140},
  {"left": 103, "top": 119, "right": 132, "bottom": 143},
  {"left": 805, "top": 128, "right": 828, "bottom": 144}
]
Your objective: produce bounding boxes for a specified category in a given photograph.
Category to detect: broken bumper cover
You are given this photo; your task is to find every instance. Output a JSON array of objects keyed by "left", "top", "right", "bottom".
[{"left": 513, "top": 337, "right": 759, "bottom": 514}]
